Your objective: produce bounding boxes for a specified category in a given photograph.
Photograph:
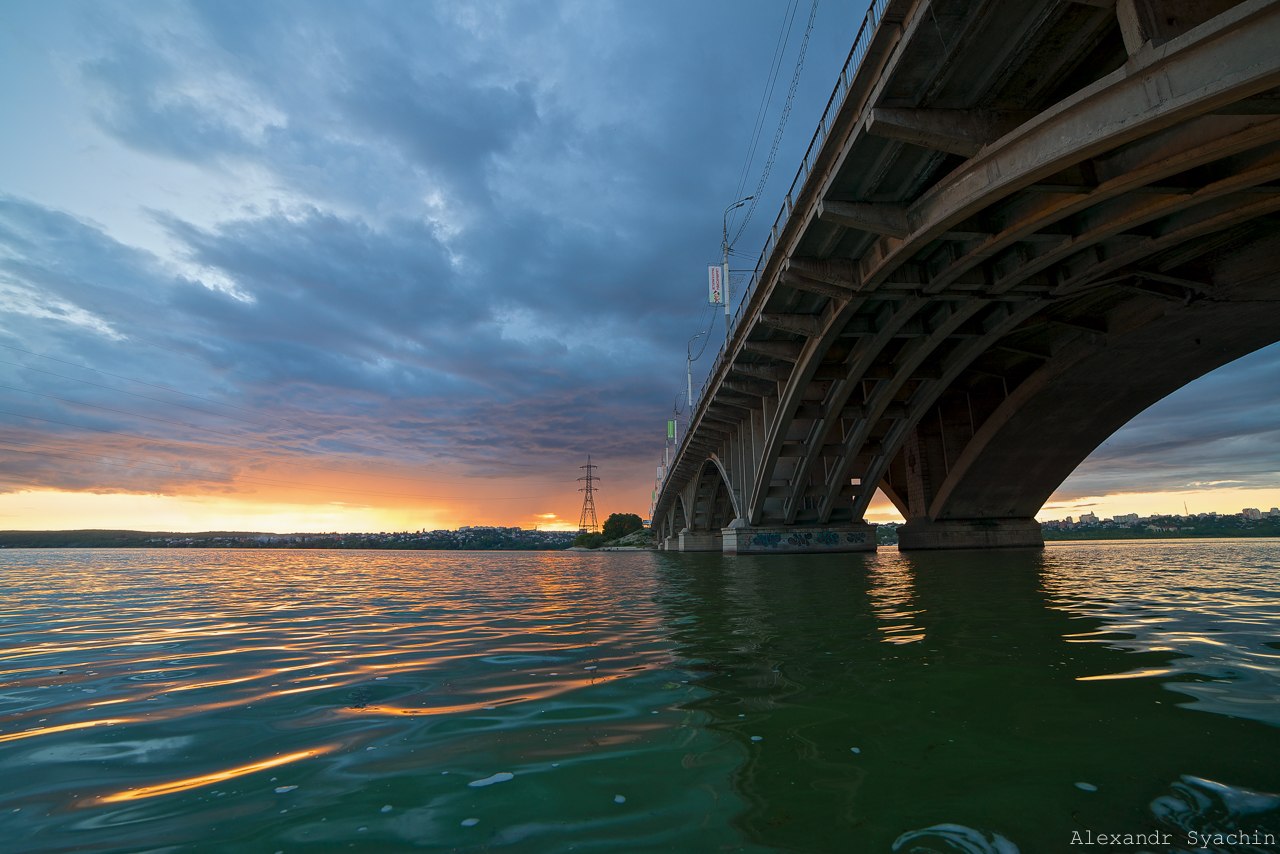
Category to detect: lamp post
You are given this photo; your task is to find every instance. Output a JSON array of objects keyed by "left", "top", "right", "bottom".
[
  {"left": 670, "top": 392, "right": 684, "bottom": 447},
  {"left": 722, "top": 196, "right": 753, "bottom": 338},
  {"left": 686, "top": 332, "right": 703, "bottom": 411}
]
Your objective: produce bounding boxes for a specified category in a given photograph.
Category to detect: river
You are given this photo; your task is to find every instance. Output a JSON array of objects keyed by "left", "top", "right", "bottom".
[{"left": 1, "top": 542, "right": 1277, "bottom": 852}]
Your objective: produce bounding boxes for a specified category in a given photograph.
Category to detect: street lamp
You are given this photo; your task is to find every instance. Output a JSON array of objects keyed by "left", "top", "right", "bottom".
[
  {"left": 721, "top": 196, "right": 754, "bottom": 337},
  {"left": 670, "top": 391, "right": 684, "bottom": 446},
  {"left": 686, "top": 331, "right": 703, "bottom": 411}
]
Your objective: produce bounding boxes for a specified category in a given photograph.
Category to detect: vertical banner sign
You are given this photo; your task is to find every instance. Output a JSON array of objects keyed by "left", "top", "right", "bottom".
[
  {"left": 708, "top": 264, "right": 724, "bottom": 305},
  {"left": 667, "top": 419, "right": 675, "bottom": 440}
]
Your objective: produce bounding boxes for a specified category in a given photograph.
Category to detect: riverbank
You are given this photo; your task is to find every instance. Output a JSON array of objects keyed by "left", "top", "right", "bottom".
[{"left": 0, "top": 528, "right": 577, "bottom": 550}]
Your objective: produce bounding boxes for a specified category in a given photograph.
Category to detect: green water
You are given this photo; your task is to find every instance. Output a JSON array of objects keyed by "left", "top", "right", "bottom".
[{"left": 0, "top": 542, "right": 1277, "bottom": 852}]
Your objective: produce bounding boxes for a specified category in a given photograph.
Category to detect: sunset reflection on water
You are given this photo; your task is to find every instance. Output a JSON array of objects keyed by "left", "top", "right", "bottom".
[{"left": 1, "top": 543, "right": 1278, "bottom": 852}]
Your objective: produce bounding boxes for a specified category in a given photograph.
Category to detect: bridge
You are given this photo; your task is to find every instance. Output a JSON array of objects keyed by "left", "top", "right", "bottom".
[{"left": 653, "top": 0, "right": 1280, "bottom": 553}]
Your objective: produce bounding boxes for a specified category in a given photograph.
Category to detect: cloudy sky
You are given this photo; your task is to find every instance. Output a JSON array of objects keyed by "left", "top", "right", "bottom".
[{"left": 1, "top": 0, "right": 1277, "bottom": 533}]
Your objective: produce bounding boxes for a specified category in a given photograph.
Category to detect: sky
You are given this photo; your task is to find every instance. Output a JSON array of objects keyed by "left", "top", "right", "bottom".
[{"left": 0, "top": 0, "right": 1277, "bottom": 534}]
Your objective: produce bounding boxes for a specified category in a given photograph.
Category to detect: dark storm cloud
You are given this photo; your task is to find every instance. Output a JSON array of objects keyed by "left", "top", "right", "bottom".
[
  {"left": 0, "top": 192, "right": 671, "bottom": 492},
  {"left": 336, "top": 62, "right": 539, "bottom": 199},
  {"left": 70, "top": 0, "right": 773, "bottom": 333},
  {"left": 10, "top": 0, "right": 1273, "bottom": 511},
  {"left": 81, "top": 42, "right": 259, "bottom": 163},
  {"left": 0, "top": 196, "right": 171, "bottom": 317}
]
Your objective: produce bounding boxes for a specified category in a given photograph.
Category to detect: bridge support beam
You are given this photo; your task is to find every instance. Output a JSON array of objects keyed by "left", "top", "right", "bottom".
[
  {"left": 722, "top": 521, "right": 876, "bottom": 555},
  {"left": 678, "top": 529, "right": 722, "bottom": 552},
  {"left": 896, "top": 518, "right": 1043, "bottom": 551}
]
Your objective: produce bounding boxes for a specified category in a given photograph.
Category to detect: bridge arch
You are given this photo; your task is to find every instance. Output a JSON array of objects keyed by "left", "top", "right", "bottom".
[
  {"left": 687, "top": 456, "right": 739, "bottom": 535},
  {"left": 650, "top": 0, "right": 1280, "bottom": 552},
  {"left": 903, "top": 233, "right": 1280, "bottom": 534},
  {"left": 654, "top": 455, "right": 743, "bottom": 551}
]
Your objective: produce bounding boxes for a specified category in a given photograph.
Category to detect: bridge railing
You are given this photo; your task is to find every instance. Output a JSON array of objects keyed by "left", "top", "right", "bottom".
[
  {"left": 660, "top": 0, "right": 889, "bottom": 507},
  {"left": 694, "top": 0, "right": 889, "bottom": 414}
]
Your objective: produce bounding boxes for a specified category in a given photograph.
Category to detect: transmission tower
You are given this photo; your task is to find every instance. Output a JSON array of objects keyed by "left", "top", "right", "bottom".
[{"left": 577, "top": 455, "right": 600, "bottom": 532}]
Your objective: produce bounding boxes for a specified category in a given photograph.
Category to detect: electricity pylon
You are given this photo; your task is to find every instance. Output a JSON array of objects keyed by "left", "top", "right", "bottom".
[{"left": 577, "top": 455, "right": 600, "bottom": 533}]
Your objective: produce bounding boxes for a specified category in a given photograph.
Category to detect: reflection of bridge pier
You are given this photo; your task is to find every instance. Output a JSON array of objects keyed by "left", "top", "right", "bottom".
[
  {"left": 652, "top": 546, "right": 1280, "bottom": 850},
  {"left": 654, "top": 0, "right": 1280, "bottom": 553}
]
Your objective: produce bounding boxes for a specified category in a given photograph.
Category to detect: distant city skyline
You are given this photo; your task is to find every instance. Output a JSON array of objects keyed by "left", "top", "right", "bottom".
[
  {"left": 1041, "top": 506, "right": 1280, "bottom": 524},
  {"left": 1, "top": 1, "right": 1277, "bottom": 534}
]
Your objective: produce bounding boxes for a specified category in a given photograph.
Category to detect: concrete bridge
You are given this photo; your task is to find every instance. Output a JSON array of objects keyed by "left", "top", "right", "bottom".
[{"left": 653, "top": 0, "right": 1280, "bottom": 553}]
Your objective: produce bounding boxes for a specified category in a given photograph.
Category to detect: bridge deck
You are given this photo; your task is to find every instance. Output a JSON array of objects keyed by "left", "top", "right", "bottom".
[{"left": 655, "top": 0, "right": 1280, "bottom": 552}]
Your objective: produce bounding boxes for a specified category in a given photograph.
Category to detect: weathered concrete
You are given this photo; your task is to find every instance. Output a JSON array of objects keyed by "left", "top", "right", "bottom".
[
  {"left": 723, "top": 522, "right": 876, "bottom": 555},
  {"left": 652, "top": 0, "right": 1280, "bottom": 552},
  {"left": 677, "top": 530, "right": 722, "bottom": 552},
  {"left": 896, "top": 518, "right": 1044, "bottom": 551}
]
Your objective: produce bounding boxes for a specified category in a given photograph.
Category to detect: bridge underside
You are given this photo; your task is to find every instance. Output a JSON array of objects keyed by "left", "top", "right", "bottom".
[{"left": 654, "top": 0, "right": 1280, "bottom": 553}]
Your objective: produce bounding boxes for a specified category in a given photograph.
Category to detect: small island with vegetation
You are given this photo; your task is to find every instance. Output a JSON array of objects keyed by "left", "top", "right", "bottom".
[{"left": 570, "top": 513, "right": 653, "bottom": 550}]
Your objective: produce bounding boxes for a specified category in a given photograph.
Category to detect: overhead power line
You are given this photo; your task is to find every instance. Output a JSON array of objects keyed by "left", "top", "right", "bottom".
[
  {"left": 729, "top": 0, "right": 803, "bottom": 224},
  {"left": 729, "top": 0, "right": 821, "bottom": 249}
]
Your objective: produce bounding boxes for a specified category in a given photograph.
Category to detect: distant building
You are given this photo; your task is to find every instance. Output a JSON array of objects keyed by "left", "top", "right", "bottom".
[
  {"left": 1062, "top": 516, "right": 1074, "bottom": 525},
  {"left": 1113, "top": 513, "right": 1139, "bottom": 524},
  {"left": 1079, "top": 512, "right": 1099, "bottom": 524},
  {"left": 1243, "top": 508, "right": 1263, "bottom": 520}
]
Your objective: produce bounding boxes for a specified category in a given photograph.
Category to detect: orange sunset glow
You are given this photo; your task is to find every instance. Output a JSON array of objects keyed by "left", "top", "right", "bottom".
[{"left": 2, "top": 0, "right": 1277, "bottom": 537}]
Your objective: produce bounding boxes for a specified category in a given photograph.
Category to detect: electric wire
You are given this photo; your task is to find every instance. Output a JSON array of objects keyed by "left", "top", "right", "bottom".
[
  {"left": 688, "top": 306, "right": 719, "bottom": 363},
  {"left": 729, "top": 0, "right": 821, "bottom": 249},
  {"left": 727, "top": 0, "right": 802, "bottom": 237}
]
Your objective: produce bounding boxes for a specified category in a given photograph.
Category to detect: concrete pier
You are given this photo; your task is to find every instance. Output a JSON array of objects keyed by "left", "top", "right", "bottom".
[
  {"left": 896, "top": 518, "right": 1044, "bottom": 551},
  {"left": 722, "top": 522, "right": 875, "bottom": 555},
  {"left": 677, "top": 529, "right": 722, "bottom": 552}
]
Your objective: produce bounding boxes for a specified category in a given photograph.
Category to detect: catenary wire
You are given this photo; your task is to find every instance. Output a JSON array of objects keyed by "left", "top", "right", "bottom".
[
  {"left": 727, "top": 0, "right": 802, "bottom": 237},
  {"left": 729, "top": 0, "right": 821, "bottom": 249}
]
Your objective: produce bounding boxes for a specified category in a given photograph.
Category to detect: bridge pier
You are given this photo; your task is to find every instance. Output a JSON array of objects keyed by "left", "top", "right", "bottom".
[
  {"left": 896, "top": 518, "right": 1043, "bottom": 551},
  {"left": 722, "top": 520, "right": 876, "bottom": 555},
  {"left": 649, "top": 0, "right": 1280, "bottom": 560},
  {"left": 677, "top": 529, "right": 722, "bottom": 552}
]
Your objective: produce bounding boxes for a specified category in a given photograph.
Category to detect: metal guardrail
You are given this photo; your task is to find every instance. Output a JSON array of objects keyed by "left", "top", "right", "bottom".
[
  {"left": 658, "top": 0, "right": 889, "bottom": 505},
  {"left": 702, "top": 0, "right": 889, "bottom": 408}
]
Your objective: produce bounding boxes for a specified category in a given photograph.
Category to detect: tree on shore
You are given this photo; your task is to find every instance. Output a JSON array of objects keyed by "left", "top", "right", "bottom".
[
  {"left": 572, "top": 532, "right": 606, "bottom": 548},
  {"left": 602, "top": 513, "right": 643, "bottom": 541}
]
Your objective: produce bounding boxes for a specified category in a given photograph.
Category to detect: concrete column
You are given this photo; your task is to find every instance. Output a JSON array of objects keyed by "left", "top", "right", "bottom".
[
  {"left": 896, "top": 518, "right": 1043, "bottom": 551},
  {"left": 678, "top": 529, "right": 722, "bottom": 552},
  {"left": 722, "top": 520, "right": 876, "bottom": 555}
]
